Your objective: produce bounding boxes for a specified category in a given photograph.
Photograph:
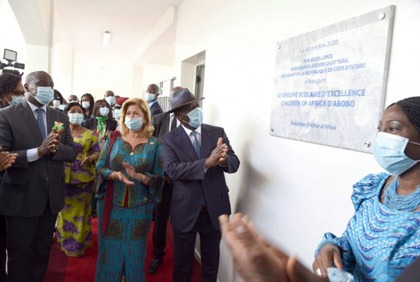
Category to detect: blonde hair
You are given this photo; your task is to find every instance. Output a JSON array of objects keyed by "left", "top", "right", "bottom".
[{"left": 119, "top": 98, "right": 154, "bottom": 138}]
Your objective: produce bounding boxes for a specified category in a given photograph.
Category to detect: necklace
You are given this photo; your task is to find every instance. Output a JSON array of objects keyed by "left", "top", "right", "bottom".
[{"left": 383, "top": 178, "right": 420, "bottom": 211}]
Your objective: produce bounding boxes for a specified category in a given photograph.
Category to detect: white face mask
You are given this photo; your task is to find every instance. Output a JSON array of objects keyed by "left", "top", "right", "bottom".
[
  {"left": 52, "top": 99, "right": 61, "bottom": 108},
  {"left": 68, "top": 113, "right": 84, "bottom": 125},
  {"left": 81, "top": 101, "right": 90, "bottom": 109}
]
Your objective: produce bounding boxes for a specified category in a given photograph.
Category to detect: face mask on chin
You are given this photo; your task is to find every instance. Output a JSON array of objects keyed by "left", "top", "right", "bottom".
[
  {"left": 373, "top": 132, "right": 420, "bottom": 175},
  {"left": 34, "top": 87, "right": 54, "bottom": 105}
]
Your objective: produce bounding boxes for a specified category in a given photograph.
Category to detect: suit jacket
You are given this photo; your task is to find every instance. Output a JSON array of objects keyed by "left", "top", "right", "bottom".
[
  {"left": 152, "top": 112, "right": 171, "bottom": 138},
  {"left": 161, "top": 124, "right": 240, "bottom": 232},
  {"left": 0, "top": 102, "right": 77, "bottom": 217},
  {"left": 150, "top": 102, "right": 163, "bottom": 116},
  {"left": 81, "top": 116, "right": 118, "bottom": 132}
]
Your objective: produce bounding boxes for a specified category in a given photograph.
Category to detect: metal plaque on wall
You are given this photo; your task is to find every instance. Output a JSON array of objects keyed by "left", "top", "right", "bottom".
[{"left": 270, "top": 5, "right": 395, "bottom": 153}]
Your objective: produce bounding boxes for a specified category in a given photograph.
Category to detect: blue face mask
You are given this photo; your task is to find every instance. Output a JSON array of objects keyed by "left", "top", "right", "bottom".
[
  {"left": 113, "top": 109, "right": 121, "bottom": 120},
  {"left": 125, "top": 117, "right": 143, "bottom": 131},
  {"left": 186, "top": 107, "right": 203, "bottom": 128},
  {"left": 105, "top": 96, "right": 115, "bottom": 106},
  {"left": 10, "top": 95, "right": 25, "bottom": 105},
  {"left": 373, "top": 132, "right": 420, "bottom": 175},
  {"left": 35, "top": 87, "right": 54, "bottom": 105},
  {"left": 145, "top": 93, "right": 156, "bottom": 102},
  {"left": 99, "top": 107, "right": 109, "bottom": 117},
  {"left": 68, "top": 113, "right": 84, "bottom": 125}
]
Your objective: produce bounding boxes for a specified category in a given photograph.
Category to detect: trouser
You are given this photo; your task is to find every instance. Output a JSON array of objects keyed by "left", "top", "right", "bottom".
[
  {"left": 172, "top": 209, "right": 221, "bottom": 282},
  {"left": 5, "top": 207, "right": 57, "bottom": 282},
  {"left": 152, "top": 181, "right": 173, "bottom": 260},
  {"left": 0, "top": 215, "right": 6, "bottom": 282}
]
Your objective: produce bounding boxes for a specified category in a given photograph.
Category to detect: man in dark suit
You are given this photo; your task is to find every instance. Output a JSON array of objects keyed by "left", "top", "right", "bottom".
[
  {"left": 148, "top": 86, "right": 183, "bottom": 274},
  {"left": 146, "top": 83, "right": 163, "bottom": 116},
  {"left": 161, "top": 88, "right": 240, "bottom": 282},
  {"left": 0, "top": 71, "right": 77, "bottom": 282}
]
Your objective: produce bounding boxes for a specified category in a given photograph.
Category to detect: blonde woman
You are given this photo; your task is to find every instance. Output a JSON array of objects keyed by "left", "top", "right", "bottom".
[{"left": 95, "top": 98, "right": 164, "bottom": 282}]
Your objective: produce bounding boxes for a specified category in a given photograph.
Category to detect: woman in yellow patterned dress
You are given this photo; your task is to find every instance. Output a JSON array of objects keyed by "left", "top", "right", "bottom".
[{"left": 56, "top": 102, "right": 101, "bottom": 257}]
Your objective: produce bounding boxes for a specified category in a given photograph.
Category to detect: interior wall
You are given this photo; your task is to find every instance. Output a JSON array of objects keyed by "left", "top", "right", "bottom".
[
  {"left": 175, "top": 0, "right": 419, "bottom": 281},
  {"left": 0, "top": 0, "right": 26, "bottom": 74}
]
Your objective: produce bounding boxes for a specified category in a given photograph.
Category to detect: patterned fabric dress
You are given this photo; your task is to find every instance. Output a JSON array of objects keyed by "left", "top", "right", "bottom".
[
  {"left": 95, "top": 135, "right": 164, "bottom": 282},
  {"left": 56, "top": 129, "right": 100, "bottom": 256},
  {"left": 315, "top": 173, "right": 420, "bottom": 281}
]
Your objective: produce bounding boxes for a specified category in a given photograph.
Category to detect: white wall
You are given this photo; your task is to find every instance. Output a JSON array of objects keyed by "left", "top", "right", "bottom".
[
  {"left": 0, "top": 0, "right": 26, "bottom": 74},
  {"left": 3, "top": 0, "right": 420, "bottom": 281},
  {"left": 175, "top": 0, "right": 420, "bottom": 281}
]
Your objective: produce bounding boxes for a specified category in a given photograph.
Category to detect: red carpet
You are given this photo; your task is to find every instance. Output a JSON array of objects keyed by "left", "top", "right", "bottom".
[{"left": 45, "top": 217, "right": 202, "bottom": 282}]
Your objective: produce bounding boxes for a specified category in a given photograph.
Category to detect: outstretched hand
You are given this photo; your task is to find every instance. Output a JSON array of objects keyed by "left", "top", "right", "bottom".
[
  {"left": 219, "top": 213, "right": 326, "bottom": 282},
  {"left": 312, "top": 243, "right": 342, "bottom": 278}
]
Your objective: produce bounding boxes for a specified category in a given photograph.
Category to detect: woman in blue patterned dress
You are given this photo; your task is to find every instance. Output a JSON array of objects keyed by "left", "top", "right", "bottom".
[
  {"left": 95, "top": 98, "right": 164, "bottom": 282},
  {"left": 313, "top": 96, "right": 420, "bottom": 281}
]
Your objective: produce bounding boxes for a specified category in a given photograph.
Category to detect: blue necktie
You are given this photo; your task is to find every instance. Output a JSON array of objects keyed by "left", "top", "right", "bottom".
[
  {"left": 35, "top": 108, "right": 46, "bottom": 138},
  {"left": 191, "top": 131, "right": 201, "bottom": 157}
]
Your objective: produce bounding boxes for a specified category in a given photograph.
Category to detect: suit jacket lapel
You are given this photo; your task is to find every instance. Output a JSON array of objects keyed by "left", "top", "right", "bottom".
[
  {"left": 200, "top": 124, "right": 214, "bottom": 158},
  {"left": 174, "top": 126, "right": 198, "bottom": 160},
  {"left": 22, "top": 101, "right": 43, "bottom": 141},
  {"left": 46, "top": 107, "right": 56, "bottom": 136},
  {"left": 162, "top": 114, "right": 170, "bottom": 134}
]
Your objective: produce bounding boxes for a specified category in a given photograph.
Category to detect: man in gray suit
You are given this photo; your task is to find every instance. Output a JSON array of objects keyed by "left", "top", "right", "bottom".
[
  {"left": 161, "top": 88, "right": 240, "bottom": 282},
  {"left": 0, "top": 71, "right": 77, "bottom": 282}
]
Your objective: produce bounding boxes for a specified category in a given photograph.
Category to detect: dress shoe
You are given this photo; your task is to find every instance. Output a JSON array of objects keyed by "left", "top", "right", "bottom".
[{"left": 148, "top": 258, "right": 162, "bottom": 274}]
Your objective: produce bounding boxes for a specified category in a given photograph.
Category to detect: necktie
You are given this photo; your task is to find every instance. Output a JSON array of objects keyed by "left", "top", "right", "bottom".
[
  {"left": 191, "top": 131, "right": 201, "bottom": 157},
  {"left": 35, "top": 108, "right": 46, "bottom": 138}
]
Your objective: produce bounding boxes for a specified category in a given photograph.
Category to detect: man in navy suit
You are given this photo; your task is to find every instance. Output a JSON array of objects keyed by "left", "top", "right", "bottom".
[
  {"left": 0, "top": 71, "right": 77, "bottom": 282},
  {"left": 146, "top": 84, "right": 163, "bottom": 116},
  {"left": 161, "top": 88, "right": 240, "bottom": 282}
]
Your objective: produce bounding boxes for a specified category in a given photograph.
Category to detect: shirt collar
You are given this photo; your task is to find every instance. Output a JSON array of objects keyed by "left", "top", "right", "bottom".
[
  {"left": 181, "top": 124, "right": 201, "bottom": 137},
  {"left": 27, "top": 100, "right": 47, "bottom": 112},
  {"left": 148, "top": 100, "right": 158, "bottom": 108}
]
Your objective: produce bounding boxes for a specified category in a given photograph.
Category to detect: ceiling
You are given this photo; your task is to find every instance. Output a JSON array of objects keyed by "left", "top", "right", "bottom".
[{"left": 54, "top": 0, "right": 184, "bottom": 66}]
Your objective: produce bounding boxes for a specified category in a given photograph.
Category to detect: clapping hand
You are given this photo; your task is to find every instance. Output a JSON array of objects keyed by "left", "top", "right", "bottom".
[
  {"left": 111, "top": 170, "right": 135, "bottom": 186},
  {"left": 219, "top": 213, "right": 327, "bottom": 282},
  {"left": 38, "top": 132, "right": 60, "bottom": 156},
  {"left": 0, "top": 146, "right": 17, "bottom": 171},
  {"left": 205, "top": 137, "right": 228, "bottom": 169}
]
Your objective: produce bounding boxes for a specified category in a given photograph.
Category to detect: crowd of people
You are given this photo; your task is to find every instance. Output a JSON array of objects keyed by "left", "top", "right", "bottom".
[{"left": 0, "top": 68, "right": 419, "bottom": 282}]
